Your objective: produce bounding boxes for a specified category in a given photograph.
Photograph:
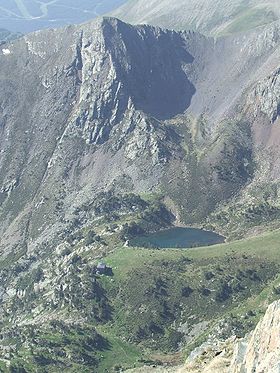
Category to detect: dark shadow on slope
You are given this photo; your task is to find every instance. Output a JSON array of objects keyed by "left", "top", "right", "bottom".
[{"left": 103, "top": 18, "right": 196, "bottom": 120}]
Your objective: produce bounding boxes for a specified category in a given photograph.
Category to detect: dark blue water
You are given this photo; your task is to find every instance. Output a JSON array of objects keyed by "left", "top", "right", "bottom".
[{"left": 131, "top": 227, "right": 225, "bottom": 249}]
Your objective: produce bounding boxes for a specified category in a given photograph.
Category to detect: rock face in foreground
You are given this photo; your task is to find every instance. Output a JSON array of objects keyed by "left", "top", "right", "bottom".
[
  {"left": 182, "top": 300, "right": 280, "bottom": 373},
  {"left": 230, "top": 300, "right": 280, "bottom": 373},
  {"left": 125, "top": 300, "right": 280, "bottom": 373}
]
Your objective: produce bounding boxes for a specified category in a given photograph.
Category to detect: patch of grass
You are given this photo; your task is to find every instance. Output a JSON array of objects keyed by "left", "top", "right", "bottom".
[
  {"left": 96, "top": 332, "right": 142, "bottom": 372},
  {"left": 222, "top": 7, "right": 277, "bottom": 35},
  {"left": 106, "top": 228, "right": 280, "bottom": 272}
]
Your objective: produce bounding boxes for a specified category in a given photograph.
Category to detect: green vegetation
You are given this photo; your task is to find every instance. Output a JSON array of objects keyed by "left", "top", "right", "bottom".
[
  {"left": 221, "top": 7, "right": 278, "bottom": 35},
  {"left": 103, "top": 230, "right": 280, "bottom": 355},
  {"left": 2, "top": 190, "right": 280, "bottom": 371},
  {"left": 4, "top": 323, "right": 109, "bottom": 373},
  {"left": 66, "top": 192, "right": 174, "bottom": 246},
  {"left": 207, "top": 180, "right": 280, "bottom": 239},
  {"left": 161, "top": 117, "right": 255, "bottom": 225}
]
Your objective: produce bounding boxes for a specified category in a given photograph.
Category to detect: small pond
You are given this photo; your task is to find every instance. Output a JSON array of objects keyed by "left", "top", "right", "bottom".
[{"left": 130, "top": 227, "right": 225, "bottom": 249}]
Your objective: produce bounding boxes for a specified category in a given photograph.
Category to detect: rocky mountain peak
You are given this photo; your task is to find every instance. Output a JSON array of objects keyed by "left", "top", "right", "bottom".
[
  {"left": 77, "top": 16, "right": 196, "bottom": 139},
  {"left": 1, "top": 15, "right": 280, "bottom": 255},
  {"left": 0, "top": 17, "right": 198, "bottom": 253},
  {"left": 2, "top": 6, "right": 280, "bottom": 372}
]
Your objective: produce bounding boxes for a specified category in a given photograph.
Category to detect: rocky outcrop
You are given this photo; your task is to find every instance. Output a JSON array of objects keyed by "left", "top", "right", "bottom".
[
  {"left": 230, "top": 300, "right": 280, "bottom": 373},
  {"left": 248, "top": 68, "right": 280, "bottom": 123},
  {"left": 125, "top": 301, "right": 280, "bottom": 372},
  {"left": 181, "top": 338, "right": 234, "bottom": 373},
  {"left": 181, "top": 300, "right": 280, "bottom": 373},
  {"left": 0, "top": 17, "right": 194, "bottom": 254},
  {"left": 73, "top": 17, "right": 196, "bottom": 145}
]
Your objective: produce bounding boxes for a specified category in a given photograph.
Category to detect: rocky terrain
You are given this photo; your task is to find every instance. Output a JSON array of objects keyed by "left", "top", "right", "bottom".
[
  {"left": 0, "top": 7, "right": 280, "bottom": 372},
  {"left": 126, "top": 299, "right": 280, "bottom": 372},
  {"left": 181, "top": 299, "right": 280, "bottom": 372},
  {"left": 230, "top": 299, "right": 280, "bottom": 372},
  {"left": 1, "top": 15, "right": 280, "bottom": 256},
  {"left": 111, "top": 0, "right": 280, "bottom": 36}
]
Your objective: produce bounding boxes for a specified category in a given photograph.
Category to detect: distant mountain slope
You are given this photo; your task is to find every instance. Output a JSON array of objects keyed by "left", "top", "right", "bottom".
[
  {"left": 0, "top": 28, "right": 21, "bottom": 43},
  {"left": 111, "top": 0, "right": 280, "bottom": 36},
  {"left": 0, "top": 0, "right": 127, "bottom": 33}
]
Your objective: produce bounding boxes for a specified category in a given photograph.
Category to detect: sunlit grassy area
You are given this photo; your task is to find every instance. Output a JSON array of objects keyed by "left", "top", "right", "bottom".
[
  {"left": 97, "top": 228, "right": 280, "bottom": 364},
  {"left": 220, "top": 7, "right": 277, "bottom": 35},
  {"left": 106, "top": 228, "right": 280, "bottom": 276}
]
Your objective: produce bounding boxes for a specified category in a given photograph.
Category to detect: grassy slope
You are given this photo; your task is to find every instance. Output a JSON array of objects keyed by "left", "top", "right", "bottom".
[
  {"left": 101, "top": 229, "right": 280, "bottom": 364},
  {"left": 107, "top": 229, "right": 280, "bottom": 272},
  {"left": 220, "top": 7, "right": 278, "bottom": 36},
  {"left": 3, "top": 218, "right": 280, "bottom": 371}
]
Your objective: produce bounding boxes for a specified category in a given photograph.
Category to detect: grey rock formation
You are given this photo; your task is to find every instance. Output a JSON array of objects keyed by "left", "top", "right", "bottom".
[
  {"left": 230, "top": 300, "right": 280, "bottom": 372},
  {"left": 0, "top": 18, "right": 193, "bottom": 255},
  {"left": 177, "top": 300, "right": 280, "bottom": 373},
  {"left": 1, "top": 14, "right": 280, "bottom": 371},
  {"left": 0, "top": 16, "right": 280, "bottom": 255},
  {"left": 248, "top": 67, "right": 280, "bottom": 122}
]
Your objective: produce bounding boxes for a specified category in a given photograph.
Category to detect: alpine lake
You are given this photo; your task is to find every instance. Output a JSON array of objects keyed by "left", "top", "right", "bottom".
[{"left": 130, "top": 227, "right": 225, "bottom": 249}]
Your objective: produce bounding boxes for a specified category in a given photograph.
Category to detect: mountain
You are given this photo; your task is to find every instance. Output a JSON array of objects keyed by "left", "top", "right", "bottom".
[
  {"left": 111, "top": 0, "right": 280, "bottom": 36},
  {"left": 1, "top": 16, "right": 280, "bottom": 256},
  {"left": 0, "top": 0, "right": 127, "bottom": 33},
  {"left": 0, "top": 28, "right": 21, "bottom": 43},
  {"left": 1, "top": 14, "right": 280, "bottom": 372}
]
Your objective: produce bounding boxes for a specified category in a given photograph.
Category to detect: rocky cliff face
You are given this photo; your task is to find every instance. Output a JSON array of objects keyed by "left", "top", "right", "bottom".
[
  {"left": 1, "top": 17, "right": 280, "bottom": 255},
  {"left": 230, "top": 300, "right": 280, "bottom": 373},
  {"left": 0, "top": 18, "right": 194, "bottom": 255},
  {"left": 248, "top": 67, "right": 280, "bottom": 123}
]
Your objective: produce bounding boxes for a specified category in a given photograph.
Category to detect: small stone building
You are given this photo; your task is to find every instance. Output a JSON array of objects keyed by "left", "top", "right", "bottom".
[{"left": 96, "top": 262, "right": 107, "bottom": 274}]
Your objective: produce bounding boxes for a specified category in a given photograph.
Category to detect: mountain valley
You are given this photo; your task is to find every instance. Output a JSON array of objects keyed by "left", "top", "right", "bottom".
[{"left": 0, "top": 1, "right": 280, "bottom": 371}]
